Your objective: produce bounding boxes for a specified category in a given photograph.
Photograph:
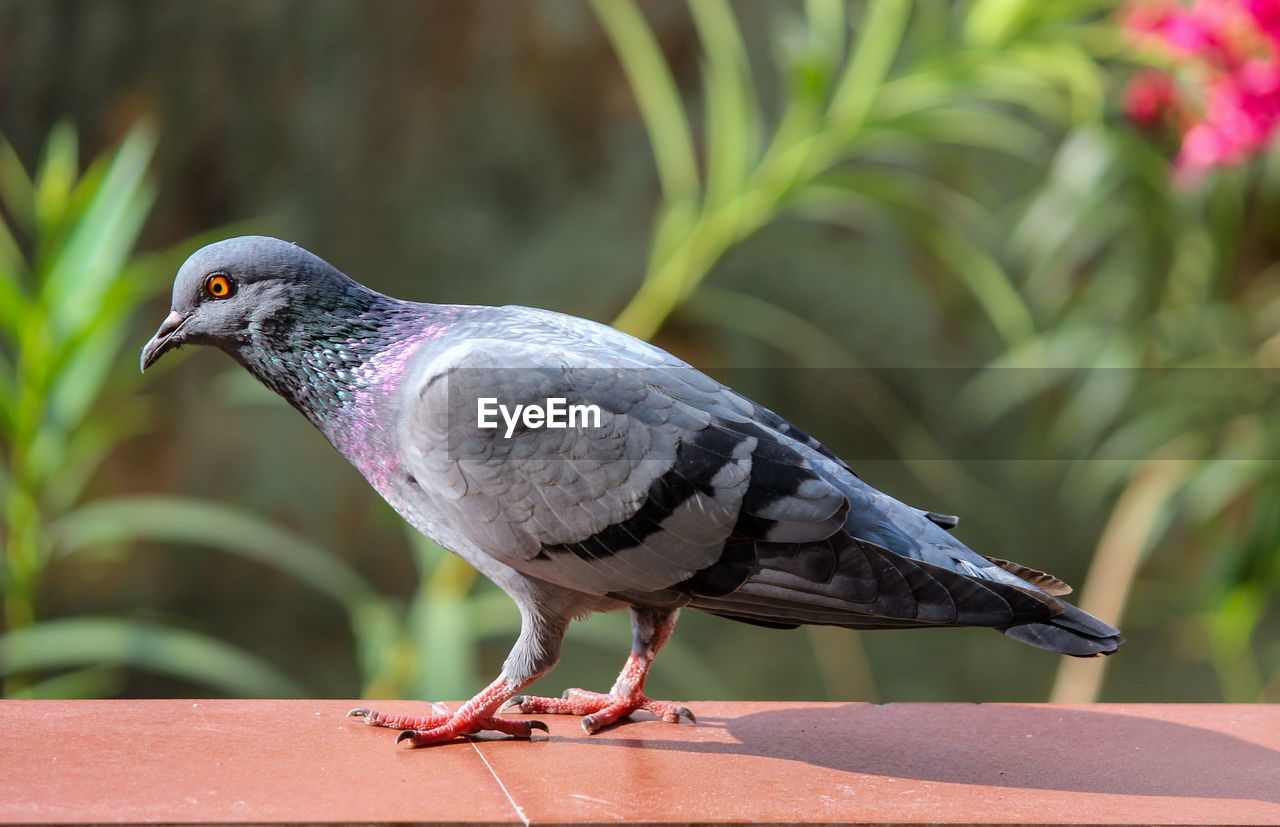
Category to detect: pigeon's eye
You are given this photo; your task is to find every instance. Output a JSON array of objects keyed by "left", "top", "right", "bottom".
[{"left": 205, "top": 274, "right": 235, "bottom": 299}]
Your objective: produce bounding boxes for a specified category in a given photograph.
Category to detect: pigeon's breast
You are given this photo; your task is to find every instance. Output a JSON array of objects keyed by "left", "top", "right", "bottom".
[{"left": 328, "top": 326, "right": 444, "bottom": 503}]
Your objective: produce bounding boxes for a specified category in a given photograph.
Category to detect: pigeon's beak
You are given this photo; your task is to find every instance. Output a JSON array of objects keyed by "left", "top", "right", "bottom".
[{"left": 140, "top": 310, "right": 188, "bottom": 372}]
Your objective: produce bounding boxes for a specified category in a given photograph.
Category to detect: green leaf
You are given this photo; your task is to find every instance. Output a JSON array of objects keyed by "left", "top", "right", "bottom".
[
  {"left": 406, "top": 532, "right": 481, "bottom": 701},
  {"left": 1010, "top": 128, "right": 1117, "bottom": 280},
  {"left": 0, "top": 135, "right": 35, "bottom": 236},
  {"left": 787, "top": 167, "right": 1037, "bottom": 349},
  {"left": 691, "top": 0, "right": 761, "bottom": 211},
  {"left": 963, "top": 0, "right": 1031, "bottom": 47},
  {"left": 921, "top": 222, "right": 1038, "bottom": 349},
  {"left": 32, "top": 122, "right": 78, "bottom": 236},
  {"left": 683, "top": 285, "right": 989, "bottom": 504},
  {"left": 0, "top": 247, "right": 30, "bottom": 344},
  {"left": 39, "top": 121, "right": 157, "bottom": 340},
  {"left": 1045, "top": 343, "right": 1140, "bottom": 455},
  {"left": 590, "top": 0, "right": 700, "bottom": 204},
  {"left": 49, "top": 495, "right": 381, "bottom": 612},
  {"left": 44, "top": 401, "right": 155, "bottom": 515},
  {"left": 0, "top": 616, "right": 304, "bottom": 697},
  {"left": 827, "top": 0, "right": 913, "bottom": 134},
  {"left": 803, "top": 0, "right": 848, "bottom": 89},
  {"left": 870, "top": 105, "right": 1048, "bottom": 160},
  {"left": 794, "top": 165, "right": 987, "bottom": 227},
  {"left": 879, "top": 53, "right": 1074, "bottom": 125},
  {"left": 955, "top": 323, "right": 1112, "bottom": 422},
  {"left": 1002, "top": 41, "right": 1106, "bottom": 123},
  {"left": 43, "top": 275, "right": 142, "bottom": 435},
  {"left": 6, "top": 665, "right": 125, "bottom": 699}
]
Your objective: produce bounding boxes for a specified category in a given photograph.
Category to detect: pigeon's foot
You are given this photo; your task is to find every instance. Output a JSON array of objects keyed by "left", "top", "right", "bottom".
[
  {"left": 501, "top": 606, "right": 693, "bottom": 735},
  {"left": 347, "top": 704, "right": 547, "bottom": 745},
  {"left": 347, "top": 679, "right": 548, "bottom": 747},
  {"left": 503, "top": 688, "right": 695, "bottom": 734}
]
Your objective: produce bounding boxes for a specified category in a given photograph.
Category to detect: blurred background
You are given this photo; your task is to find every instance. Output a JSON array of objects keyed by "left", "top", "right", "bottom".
[{"left": 2, "top": 0, "right": 1278, "bottom": 706}]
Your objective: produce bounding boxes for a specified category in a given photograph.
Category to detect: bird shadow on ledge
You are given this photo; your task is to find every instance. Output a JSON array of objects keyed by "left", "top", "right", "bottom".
[{"left": 576, "top": 704, "right": 1279, "bottom": 805}]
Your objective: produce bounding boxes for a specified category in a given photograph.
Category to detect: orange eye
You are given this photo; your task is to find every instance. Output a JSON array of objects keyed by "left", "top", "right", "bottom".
[{"left": 205, "top": 274, "right": 235, "bottom": 299}]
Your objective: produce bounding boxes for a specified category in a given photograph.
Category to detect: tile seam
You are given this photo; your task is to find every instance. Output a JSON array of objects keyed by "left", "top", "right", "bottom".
[{"left": 469, "top": 738, "right": 531, "bottom": 827}]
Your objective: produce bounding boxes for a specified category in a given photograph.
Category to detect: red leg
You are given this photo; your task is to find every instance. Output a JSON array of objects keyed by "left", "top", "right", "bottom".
[
  {"left": 348, "top": 676, "right": 548, "bottom": 746},
  {"left": 502, "top": 607, "right": 695, "bottom": 734},
  {"left": 348, "top": 601, "right": 570, "bottom": 747}
]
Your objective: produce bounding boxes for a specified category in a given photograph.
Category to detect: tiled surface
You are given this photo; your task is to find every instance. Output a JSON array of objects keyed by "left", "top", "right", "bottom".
[
  {"left": 0, "top": 699, "right": 519, "bottom": 824},
  {"left": 2, "top": 700, "right": 1277, "bottom": 825}
]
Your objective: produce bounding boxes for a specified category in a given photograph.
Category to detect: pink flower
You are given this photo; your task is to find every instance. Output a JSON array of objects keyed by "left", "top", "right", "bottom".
[
  {"left": 1123, "top": 0, "right": 1280, "bottom": 181},
  {"left": 1124, "top": 69, "right": 1181, "bottom": 127},
  {"left": 1124, "top": 0, "right": 1245, "bottom": 67},
  {"left": 1175, "top": 57, "right": 1280, "bottom": 178},
  {"left": 1247, "top": 0, "right": 1280, "bottom": 43}
]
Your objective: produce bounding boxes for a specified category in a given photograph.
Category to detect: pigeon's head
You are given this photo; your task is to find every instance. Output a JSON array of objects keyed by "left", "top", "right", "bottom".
[{"left": 140, "top": 236, "right": 357, "bottom": 371}]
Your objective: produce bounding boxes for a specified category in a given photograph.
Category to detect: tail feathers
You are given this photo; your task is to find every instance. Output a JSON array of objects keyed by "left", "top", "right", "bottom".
[
  {"left": 983, "top": 556, "right": 1073, "bottom": 595},
  {"left": 1002, "top": 601, "right": 1124, "bottom": 657},
  {"left": 679, "top": 531, "right": 1125, "bottom": 657}
]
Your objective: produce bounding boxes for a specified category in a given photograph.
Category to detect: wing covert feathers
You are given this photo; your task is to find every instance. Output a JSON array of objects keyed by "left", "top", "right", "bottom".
[{"left": 401, "top": 326, "right": 1122, "bottom": 658}]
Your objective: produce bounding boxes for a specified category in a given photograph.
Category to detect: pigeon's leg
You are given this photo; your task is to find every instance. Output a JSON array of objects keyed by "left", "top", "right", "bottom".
[
  {"left": 503, "top": 606, "right": 695, "bottom": 734},
  {"left": 348, "top": 608, "right": 566, "bottom": 747}
]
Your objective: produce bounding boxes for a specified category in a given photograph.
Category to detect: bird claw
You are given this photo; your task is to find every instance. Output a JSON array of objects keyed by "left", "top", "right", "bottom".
[
  {"left": 672, "top": 705, "right": 697, "bottom": 726},
  {"left": 512, "top": 689, "right": 696, "bottom": 734},
  {"left": 345, "top": 702, "right": 454, "bottom": 731}
]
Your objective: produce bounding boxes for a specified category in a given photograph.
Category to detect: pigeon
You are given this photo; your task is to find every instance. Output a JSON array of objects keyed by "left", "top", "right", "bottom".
[{"left": 141, "top": 236, "right": 1123, "bottom": 747}]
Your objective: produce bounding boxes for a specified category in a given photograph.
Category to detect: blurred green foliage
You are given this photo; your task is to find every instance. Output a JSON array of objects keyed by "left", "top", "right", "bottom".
[
  {"left": 0, "top": 0, "right": 1275, "bottom": 706},
  {"left": 0, "top": 123, "right": 316, "bottom": 696}
]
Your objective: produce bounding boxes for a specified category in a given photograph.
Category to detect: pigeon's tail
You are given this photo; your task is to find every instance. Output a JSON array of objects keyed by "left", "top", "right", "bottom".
[
  {"left": 682, "top": 532, "right": 1124, "bottom": 657},
  {"left": 1000, "top": 600, "right": 1124, "bottom": 657}
]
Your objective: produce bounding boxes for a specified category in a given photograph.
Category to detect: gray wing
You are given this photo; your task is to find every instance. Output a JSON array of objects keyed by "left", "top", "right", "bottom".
[
  {"left": 401, "top": 319, "right": 1121, "bottom": 655},
  {"left": 400, "top": 334, "right": 847, "bottom": 597}
]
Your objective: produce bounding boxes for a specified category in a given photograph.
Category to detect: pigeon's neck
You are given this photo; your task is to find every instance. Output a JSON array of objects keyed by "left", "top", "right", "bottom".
[{"left": 233, "top": 287, "right": 447, "bottom": 430}]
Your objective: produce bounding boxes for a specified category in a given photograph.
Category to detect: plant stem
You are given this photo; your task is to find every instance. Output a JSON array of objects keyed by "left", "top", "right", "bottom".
[
  {"left": 1049, "top": 456, "right": 1193, "bottom": 703},
  {"left": 609, "top": 0, "right": 913, "bottom": 340}
]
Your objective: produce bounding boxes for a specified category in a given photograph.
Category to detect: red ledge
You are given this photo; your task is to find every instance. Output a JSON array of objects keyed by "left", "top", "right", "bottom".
[{"left": 2, "top": 700, "right": 1277, "bottom": 825}]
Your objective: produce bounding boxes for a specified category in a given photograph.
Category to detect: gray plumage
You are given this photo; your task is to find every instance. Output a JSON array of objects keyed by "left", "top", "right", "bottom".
[{"left": 142, "top": 237, "right": 1122, "bottom": 733}]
